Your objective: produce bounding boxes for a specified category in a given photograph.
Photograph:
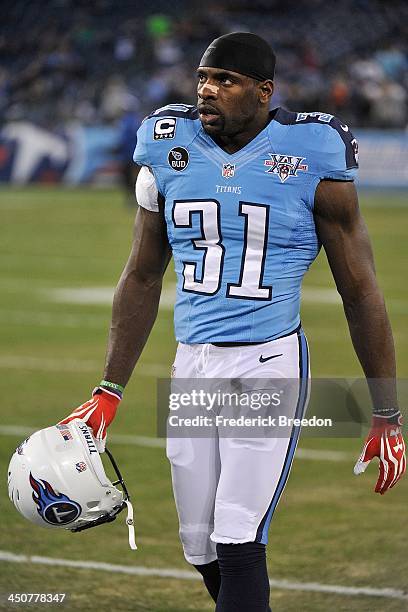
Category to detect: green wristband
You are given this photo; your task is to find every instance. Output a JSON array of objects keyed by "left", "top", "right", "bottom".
[{"left": 100, "top": 380, "right": 125, "bottom": 394}]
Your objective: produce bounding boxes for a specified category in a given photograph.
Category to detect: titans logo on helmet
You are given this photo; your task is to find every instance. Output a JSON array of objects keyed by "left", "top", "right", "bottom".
[{"left": 29, "top": 472, "right": 82, "bottom": 525}]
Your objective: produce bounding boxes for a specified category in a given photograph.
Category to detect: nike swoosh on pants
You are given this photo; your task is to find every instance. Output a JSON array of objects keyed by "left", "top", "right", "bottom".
[{"left": 259, "top": 353, "right": 283, "bottom": 363}]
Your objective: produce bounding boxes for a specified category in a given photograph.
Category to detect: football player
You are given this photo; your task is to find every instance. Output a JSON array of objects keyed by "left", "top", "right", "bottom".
[{"left": 60, "top": 33, "right": 405, "bottom": 611}]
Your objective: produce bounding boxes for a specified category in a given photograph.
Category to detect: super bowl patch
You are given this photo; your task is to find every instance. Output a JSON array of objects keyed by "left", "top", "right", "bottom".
[{"left": 264, "top": 154, "right": 308, "bottom": 183}]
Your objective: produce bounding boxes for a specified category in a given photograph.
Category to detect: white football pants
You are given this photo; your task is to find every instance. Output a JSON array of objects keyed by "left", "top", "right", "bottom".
[{"left": 166, "top": 328, "right": 310, "bottom": 565}]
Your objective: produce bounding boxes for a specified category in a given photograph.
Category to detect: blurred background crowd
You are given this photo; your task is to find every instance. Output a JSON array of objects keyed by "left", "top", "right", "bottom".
[{"left": 1, "top": 0, "right": 407, "bottom": 130}]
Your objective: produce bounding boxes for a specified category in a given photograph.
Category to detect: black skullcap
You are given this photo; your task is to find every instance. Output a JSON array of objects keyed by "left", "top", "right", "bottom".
[{"left": 199, "top": 32, "right": 276, "bottom": 81}]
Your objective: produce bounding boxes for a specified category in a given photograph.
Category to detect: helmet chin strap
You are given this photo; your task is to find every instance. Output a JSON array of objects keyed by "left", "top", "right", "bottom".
[
  {"left": 105, "top": 446, "right": 137, "bottom": 550},
  {"left": 124, "top": 499, "right": 137, "bottom": 550}
]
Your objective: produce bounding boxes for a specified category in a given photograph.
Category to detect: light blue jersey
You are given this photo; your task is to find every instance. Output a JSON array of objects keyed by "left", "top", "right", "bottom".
[{"left": 134, "top": 104, "right": 358, "bottom": 343}]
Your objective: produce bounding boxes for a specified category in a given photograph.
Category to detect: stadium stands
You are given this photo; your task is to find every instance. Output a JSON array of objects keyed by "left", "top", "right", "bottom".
[{"left": 1, "top": 0, "right": 407, "bottom": 127}]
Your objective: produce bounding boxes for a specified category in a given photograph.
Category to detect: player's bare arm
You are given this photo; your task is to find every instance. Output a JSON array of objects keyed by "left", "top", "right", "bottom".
[
  {"left": 59, "top": 197, "right": 171, "bottom": 451},
  {"left": 314, "top": 180, "right": 396, "bottom": 393},
  {"left": 314, "top": 179, "right": 405, "bottom": 492},
  {"left": 103, "top": 198, "right": 171, "bottom": 387}
]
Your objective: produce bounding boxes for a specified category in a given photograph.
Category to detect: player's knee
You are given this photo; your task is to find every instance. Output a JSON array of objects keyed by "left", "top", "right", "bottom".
[
  {"left": 180, "top": 524, "right": 217, "bottom": 565},
  {"left": 216, "top": 542, "right": 270, "bottom": 611},
  {"left": 165, "top": 437, "right": 194, "bottom": 466},
  {"left": 216, "top": 541, "right": 267, "bottom": 575},
  {"left": 212, "top": 501, "right": 258, "bottom": 543}
]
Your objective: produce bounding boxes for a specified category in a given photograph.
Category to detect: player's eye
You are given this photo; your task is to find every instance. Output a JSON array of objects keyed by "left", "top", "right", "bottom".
[
  {"left": 197, "top": 73, "right": 206, "bottom": 83},
  {"left": 220, "top": 77, "right": 233, "bottom": 85}
]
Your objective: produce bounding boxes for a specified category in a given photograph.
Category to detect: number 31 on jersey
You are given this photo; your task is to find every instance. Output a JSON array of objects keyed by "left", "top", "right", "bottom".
[{"left": 172, "top": 199, "right": 272, "bottom": 300}]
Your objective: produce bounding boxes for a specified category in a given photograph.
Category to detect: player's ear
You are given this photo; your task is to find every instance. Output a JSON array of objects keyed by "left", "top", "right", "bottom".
[{"left": 258, "top": 80, "right": 274, "bottom": 104}]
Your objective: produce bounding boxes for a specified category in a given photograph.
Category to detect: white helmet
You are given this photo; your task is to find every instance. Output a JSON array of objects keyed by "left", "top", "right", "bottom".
[{"left": 7, "top": 421, "right": 136, "bottom": 549}]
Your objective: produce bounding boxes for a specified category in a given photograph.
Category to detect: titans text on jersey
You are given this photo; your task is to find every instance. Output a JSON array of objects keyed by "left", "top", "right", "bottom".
[{"left": 134, "top": 104, "right": 358, "bottom": 344}]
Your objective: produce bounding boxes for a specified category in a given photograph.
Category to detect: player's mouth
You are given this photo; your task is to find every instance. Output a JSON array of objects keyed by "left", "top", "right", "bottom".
[{"left": 198, "top": 104, "right": 220, "bottom": 125}]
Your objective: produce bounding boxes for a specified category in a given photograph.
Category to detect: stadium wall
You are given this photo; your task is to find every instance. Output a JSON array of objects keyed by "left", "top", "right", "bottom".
[{"left": 0, "top": 123, "right": 407, "bottom": 189}]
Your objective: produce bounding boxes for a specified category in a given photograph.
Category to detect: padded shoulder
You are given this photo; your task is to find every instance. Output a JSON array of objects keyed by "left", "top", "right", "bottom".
[
  {"left": 133, "top": 104, "right": 200, "bottom": 168},
  {"left": 145, "top": 103, "right": 199, "bottom": 120},
  {"left": 274, "top": 108, "right": 359, "bottom": 180}
]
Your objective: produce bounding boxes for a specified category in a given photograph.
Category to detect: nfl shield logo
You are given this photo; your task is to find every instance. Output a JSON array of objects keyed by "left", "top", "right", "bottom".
[{"left": 222, "top": 163, "right": 235, "bottom": 178}]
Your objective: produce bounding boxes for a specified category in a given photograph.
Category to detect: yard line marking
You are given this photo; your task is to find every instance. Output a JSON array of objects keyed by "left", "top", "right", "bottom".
[
  {"left": 0, "top": 355, "right": 99, "bottom": 372},
  {"left": 46, "top": 284, "right": 406, "bottom": 313},
  {"left": 302, "top": 287, "right": 340, "bottom": 304},
  {"left": 0, "top": 310, "right": 108, "bottom": 328},
  {"left": 47, "top": 286, "right": 176, "bottom": 309},
  {"left": 0, "top": 424, "right": 354, "bottom": 460},
  {"left": 109, "top": 433, "right": 166, "bottom": 448},
  {"left": 0, "top": 425, "right": 167, "bottom": 448},
  {"left": 0, "top": 551, "right": 406, "bottom": 601},
  {"left": 50, "top": 287, "right": 115, "bottom": 304},
  {"left": 0, "top": 310, "right": 174, "bottom": 329},
  {"left": 46, "top": 285, "right": 344, "bottom": 308},
  {"left": 0, "top": 425, "right": 35, "bottom": 437},
  {"left": 0, "top": 356, "right": 169, "bottom": 377},
  {"left": 295, "top": 448, "right": 351, "bottom": 462},
  {"left": 3, "top": 285, "right": 405, "bottom": 316}
]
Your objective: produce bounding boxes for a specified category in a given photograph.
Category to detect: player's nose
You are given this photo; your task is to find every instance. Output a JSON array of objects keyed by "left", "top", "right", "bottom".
[{"left": 198, "top": 81, "right": 219, "bottom": 100}]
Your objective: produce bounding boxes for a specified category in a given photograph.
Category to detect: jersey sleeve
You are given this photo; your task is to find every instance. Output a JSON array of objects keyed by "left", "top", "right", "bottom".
[
  {"left": 133, "top": 116, "right": 166, "bottom": 196},
  {"left": 133, "top": 119, "right": 150, "bottom": 167},
  {"left": 135, "top": 166, "right": 159, "bottom": 212},
  {"left": 133, "top": 104, "right": 199, "bottom": 199},
  {"left": 319, "top": 118, "right": 359, "bottom": 181}
]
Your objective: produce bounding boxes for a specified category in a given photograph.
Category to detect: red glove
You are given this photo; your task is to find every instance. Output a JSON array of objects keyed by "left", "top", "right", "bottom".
[
  {"left": 58, "top": 387, "right": 121, "bottom": 452},
  {"left": 354, "top": 410, "right": 406, "bottom": 494}
]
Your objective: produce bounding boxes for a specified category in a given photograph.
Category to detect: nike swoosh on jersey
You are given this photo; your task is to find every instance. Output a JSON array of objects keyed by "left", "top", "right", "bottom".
[{"left": 259, "top": 353, "right": 283, "bottom": 363}]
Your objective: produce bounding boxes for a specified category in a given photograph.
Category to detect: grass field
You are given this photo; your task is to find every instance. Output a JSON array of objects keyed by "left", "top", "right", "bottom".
[{"left": 0, "top": 187, "right": 407, "bottom": 611}]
